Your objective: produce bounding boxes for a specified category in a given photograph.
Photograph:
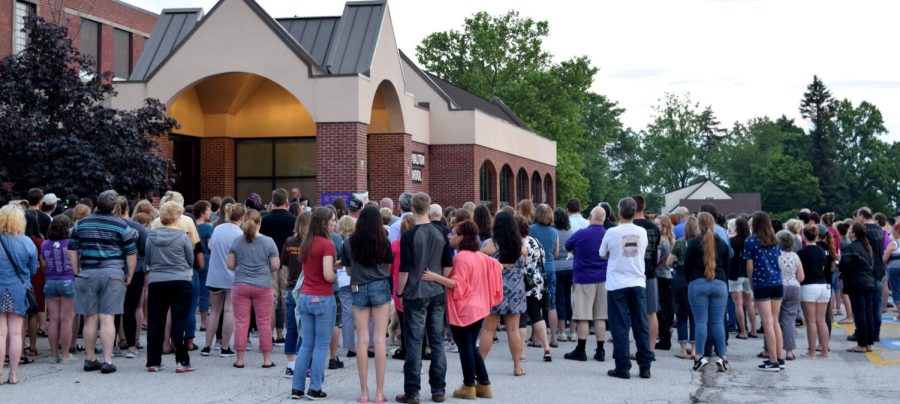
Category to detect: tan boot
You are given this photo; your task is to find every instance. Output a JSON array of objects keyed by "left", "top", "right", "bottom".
[
  {"left": 453, "top": 384, "right": 477, "bottom": 400},
  {"left": 475, "top": 382, "right": 493, "bottom": 398}
]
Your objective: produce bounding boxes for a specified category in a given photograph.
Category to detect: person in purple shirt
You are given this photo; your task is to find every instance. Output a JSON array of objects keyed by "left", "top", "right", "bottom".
[{"left": 563, "top": 206, "right": 609, "bottom": 362}]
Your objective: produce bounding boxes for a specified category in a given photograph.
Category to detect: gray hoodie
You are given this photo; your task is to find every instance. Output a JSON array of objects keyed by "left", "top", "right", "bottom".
[{"left": 145, "top": 227, "right": 193, "bottom": 284}]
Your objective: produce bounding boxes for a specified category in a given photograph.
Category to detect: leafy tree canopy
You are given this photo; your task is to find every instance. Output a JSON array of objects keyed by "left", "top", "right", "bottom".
[{"left": 0, "top": 16, "right": 175, "bottom": 201}]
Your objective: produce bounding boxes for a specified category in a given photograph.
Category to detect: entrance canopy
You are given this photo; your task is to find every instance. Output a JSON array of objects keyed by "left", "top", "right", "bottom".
[{"left": 168, "top": 72, "right": 315, "bottom": 137}]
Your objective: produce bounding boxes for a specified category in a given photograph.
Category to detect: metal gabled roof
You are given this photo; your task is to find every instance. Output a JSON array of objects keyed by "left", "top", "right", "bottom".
[
  {"left": 129, "top": 8, "right": 202, "bottom": 81},
  {"left": 321, "top": 1, "right": 386, "bottom": 75},
  {"left": 277, "top": 17, "right": 340, "bottom": 69}
]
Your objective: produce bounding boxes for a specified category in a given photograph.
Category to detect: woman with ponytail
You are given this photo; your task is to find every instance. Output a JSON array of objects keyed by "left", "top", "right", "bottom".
[
  {"left": 839, "top": 223, "right": 876, "bottom": 353},
  {"left": 202, "top": 203, "right": 245, "bottom": 357},
  {"left": 684, "top": 212, "right": 731, "bottom": 372},
  {"left": 227, "top": 209, "right": 280, "bottom": 368}
]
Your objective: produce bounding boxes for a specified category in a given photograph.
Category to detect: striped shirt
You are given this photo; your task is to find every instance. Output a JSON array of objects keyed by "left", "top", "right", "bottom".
[{"left": 68, "top": 212, "right": 138, "bottom": 270}]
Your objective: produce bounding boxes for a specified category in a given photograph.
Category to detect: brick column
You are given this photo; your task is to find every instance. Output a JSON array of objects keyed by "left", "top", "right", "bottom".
[
  {"left": 199, "top": 137, "right": 234, "bottom": 199},
  {"left": 316, "top": 122, "right": 368, "bottom": 203},
  {"left": 367, "top": 133, "right": 409, "bottom": 203}
]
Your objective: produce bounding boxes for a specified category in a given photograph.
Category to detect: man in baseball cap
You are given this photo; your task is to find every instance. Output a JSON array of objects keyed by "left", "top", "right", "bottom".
[{"left": 348, "top": 197, "right": 364, "bottom": 219}]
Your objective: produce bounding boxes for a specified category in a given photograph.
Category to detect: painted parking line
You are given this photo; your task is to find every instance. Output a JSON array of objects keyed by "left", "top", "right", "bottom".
[{"left": 839, "top": 320, "right": 900, "bottom": 366}]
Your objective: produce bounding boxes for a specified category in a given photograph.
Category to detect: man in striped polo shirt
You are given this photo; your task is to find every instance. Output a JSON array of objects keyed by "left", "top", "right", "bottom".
[{"left": 68, "top": 190, "right": 138, "bottom": 374}]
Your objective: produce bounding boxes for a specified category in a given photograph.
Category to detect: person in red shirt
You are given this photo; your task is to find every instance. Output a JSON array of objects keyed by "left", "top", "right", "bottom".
[
  {"left": 290, "top": 207, "right": 337, "bottom": 401},
  {"left": 422, "top": 220, "right": 503, "bottom": 400}
]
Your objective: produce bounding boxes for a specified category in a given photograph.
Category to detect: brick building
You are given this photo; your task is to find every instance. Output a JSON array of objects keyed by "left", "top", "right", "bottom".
[
  {"left": 111, "top": 0, "right": 556, "bottom": 211},
  {"left": 1, "top": 0, "right": 156, "bottom": 79}
]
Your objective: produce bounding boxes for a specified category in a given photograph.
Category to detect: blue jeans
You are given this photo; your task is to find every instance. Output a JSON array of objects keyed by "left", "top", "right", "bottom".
[
  {"left": 676, "top": 311, "right": 695, "bottom": 343},
  {"left": 873, "top": 277, "right": 883, "bottom": 340},
  {"left": 187, "top": 270, "right": 200, "bottom": 339},
  {"left": 198, "top": 268, "right": 210, "bottom": 312},
  {"left": 292, "top": 294, "right": 336, "bottom": 392},
  {"left": 339, "top": 286, "right": 355, "bottom": 350},
  {"left": 608, "top": 286, "right": 653, "bottom": 372},
  {"left": 889, "top": 266, "right": 900, "bottom": 306},
  {"left": 284, "top": 291, "right": 300, "bottom": 355},
  {"left": 402, "top": 294, "right": 447, "bottom": 397},
  {"left": 689, "top": 279, "right": 728, "bottom": 357},
  {"left": 556, "top": 270, "right": 573, "bottom": 322}
]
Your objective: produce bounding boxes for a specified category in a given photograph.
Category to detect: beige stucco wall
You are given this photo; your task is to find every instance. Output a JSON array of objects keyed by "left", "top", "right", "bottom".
[{"left": 111, "top": 0, "right": 553, "bottom": 167}]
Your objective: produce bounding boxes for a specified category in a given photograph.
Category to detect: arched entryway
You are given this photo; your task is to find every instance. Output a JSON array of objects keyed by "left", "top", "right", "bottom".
[
  {"left": 366, "top": 80, "right": 409, "bottom": 201},
  {"left": 479, "top": 161, "right": 497, "bottom": 211},
  {"left": 543, "top": 174, "right": 553, "bottom": 206},
  {"left": 531, "top": 171, "right": 542, "bottom": 204},
  {"left": 499, "top": 165, "right": 514, "bottom": 208},
  {"left": 166, "top": 72, "right": 317, "bottom": 202},
  {"left": 516, "top": 168, "right": 529, "bottom": 203}
]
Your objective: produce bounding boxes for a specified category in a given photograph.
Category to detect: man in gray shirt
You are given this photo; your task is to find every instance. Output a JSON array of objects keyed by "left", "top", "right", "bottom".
[{"left": 397, "top": 192, "right": 452, "bottom": 404}]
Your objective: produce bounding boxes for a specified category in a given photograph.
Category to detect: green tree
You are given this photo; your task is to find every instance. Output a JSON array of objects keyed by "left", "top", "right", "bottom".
[
  {"left": 799, "top": 75, "right": 845, "bottom": 213},
  {"left": 757, "top": 154, "right": 822, "bottom": 213},
  {"left": 581, "top": 92, "right": 626, "bottom": 206},
  {"left": 0, "top": 16, "right": 175, "bottom": 200},
  {"left": 834, "top": 99, "right": 894, "bottom": 212},
  {"left": 416, "top": 11, "right": 603, "bottom": 204},
  {"left": 641, "top": 93, "right": 717, "bottom": 192}
]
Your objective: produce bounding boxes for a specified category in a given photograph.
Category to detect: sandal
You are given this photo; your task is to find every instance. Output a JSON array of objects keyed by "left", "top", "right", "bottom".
[
  {"left": 837, "top": 318, "right": 854, "bottom": 324},
  {"left": 846, "top": 347, "right": 867, "bottom": 353},
  {"left": 675, "top": 353, "right": 691, "bottom": 359},
  {"left": 513, "top": 367, "right": 526, "bottom": 376},
  {"left": 372, "top": 397, "right": 388, "bottom": 404},
  {"left": 19, "top": 356, "right": 34, "bottom": 365},
  {"left": 261, "top": 362, "right": 276, "bottom": 368},
  {"left": 735, "top": 335, "right": 748, "bottom": 340},
  {"left": 357, "top": 396, "right": 370, "bottom": 403},
  {"left": 747, "top": 333, "right": 759, "bottom": 339},
  {"left": 233, "top": 363, "right": 245, "bottom": 368},
  {"left": 756, "top": 351, "right": 768, "bottom": 359}
]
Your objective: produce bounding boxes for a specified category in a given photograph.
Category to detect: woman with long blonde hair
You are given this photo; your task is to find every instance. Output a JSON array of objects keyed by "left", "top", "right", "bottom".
[{"left": 684, "top": 212, "right": 731, "bottom": 372}]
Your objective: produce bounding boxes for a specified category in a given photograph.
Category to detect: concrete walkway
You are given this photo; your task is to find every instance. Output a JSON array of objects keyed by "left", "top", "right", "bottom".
[{"left": 2, "top": 314, "right": 898, "bottom": 403}]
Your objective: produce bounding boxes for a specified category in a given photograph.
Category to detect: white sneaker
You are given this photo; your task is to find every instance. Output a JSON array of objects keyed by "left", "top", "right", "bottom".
[
  {"left": 125, "top": 347, "right": 139, "bottom": 359},
  {"left": 447, "top": 342, "right": 459, "bottom": 353}
]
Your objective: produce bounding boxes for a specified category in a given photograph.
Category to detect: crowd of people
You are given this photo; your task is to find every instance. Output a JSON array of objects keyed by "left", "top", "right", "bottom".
[{"left": 0, "top": 186, "right": 898, "bottom": 401}]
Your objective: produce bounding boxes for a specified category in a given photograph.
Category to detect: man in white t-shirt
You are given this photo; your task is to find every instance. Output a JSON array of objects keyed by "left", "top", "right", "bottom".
[{"left": 599, "top": 197, "right": 653, "bottom": 379}]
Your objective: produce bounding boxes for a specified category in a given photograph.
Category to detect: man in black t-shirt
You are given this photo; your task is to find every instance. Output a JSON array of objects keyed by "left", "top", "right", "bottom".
[
  {"left": 856, "top": 207, "right": 884, "bottom": 341},
  {"left": 397, "top": 193, "right": 452, "bottom": 403},
  {"left": 631, "top": 195, "right": 661, "bottom": 353},
  {"left": 260, "top": 188, "right": 296, "bottom": 346}
]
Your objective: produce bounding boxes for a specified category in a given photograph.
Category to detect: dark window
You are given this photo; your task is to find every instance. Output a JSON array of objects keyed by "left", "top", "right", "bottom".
[
  {"left": 13, "top": 1, "right": 36, "bottom": 53},
  {"left": 79, "top": 18, "right": 100, "bottom": 72},
  {"left": 235, "top": 138, "right": 316, "bottom": 203},
  {"left": 531, "top": 172, "right": 542, "bottom": 203},
  {"left": 499, "top": 166, "right": 513, "bottom": 206},
  {"left": 516, "top": 169, "right": 528, "bottom": 202},
  {"left": 113, "top": 28, "right": 132, "bottom": 78},
  {"left": 544, "top": 175, "right": 553, "bottom": 205},
  {"left": 479, "top": 162, "right": 494, "bottom": 206}
]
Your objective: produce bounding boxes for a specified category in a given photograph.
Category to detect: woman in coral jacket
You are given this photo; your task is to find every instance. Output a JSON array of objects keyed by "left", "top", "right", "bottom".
[{"left": 421, "top": 220, "right": 503, "bottom": 400}]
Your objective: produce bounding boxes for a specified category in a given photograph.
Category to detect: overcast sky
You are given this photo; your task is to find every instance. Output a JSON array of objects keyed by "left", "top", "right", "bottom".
[{"left": 126, "top": 0, "right": 900, "bottom": 141}]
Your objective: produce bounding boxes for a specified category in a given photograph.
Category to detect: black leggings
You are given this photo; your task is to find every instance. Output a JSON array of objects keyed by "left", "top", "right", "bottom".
[
  {"left": 123, "top": 271, "right": 146, "bottom": 347},
  {"left": 450, "top": 320, "right": 489, "bottom": 386}
]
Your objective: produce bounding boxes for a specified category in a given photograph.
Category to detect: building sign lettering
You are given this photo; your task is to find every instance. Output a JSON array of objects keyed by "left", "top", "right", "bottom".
[{"left": 411, "top": 152, "right": 425, "bottom": 183}]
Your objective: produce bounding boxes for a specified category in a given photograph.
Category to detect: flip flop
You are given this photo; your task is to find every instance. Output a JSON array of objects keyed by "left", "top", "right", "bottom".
[
  {"left": 846, "top": 348, "right": 867, "bottom": 353},
  {"left": 262, "top": 362, "right": 276, "bottom": 368},
  {"left": 735, "top": 335, "right": 748, "bottom": 340},
  {"left": 674, "top": 353, "right": 691, "bottom": 359},
  {"left": 233, "top": 363, "right": 245, "bottom": 368}
]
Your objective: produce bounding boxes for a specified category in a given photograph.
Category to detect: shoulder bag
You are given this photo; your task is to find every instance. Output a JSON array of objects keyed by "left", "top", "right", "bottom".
[{"left": 0, "top": 236, "right": 39, "bottom": 315}]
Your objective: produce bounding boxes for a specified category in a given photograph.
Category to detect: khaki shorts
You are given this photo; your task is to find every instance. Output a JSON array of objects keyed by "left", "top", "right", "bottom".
[{"left": 572, "top": 282, "right": 608, "bottom": 320}]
